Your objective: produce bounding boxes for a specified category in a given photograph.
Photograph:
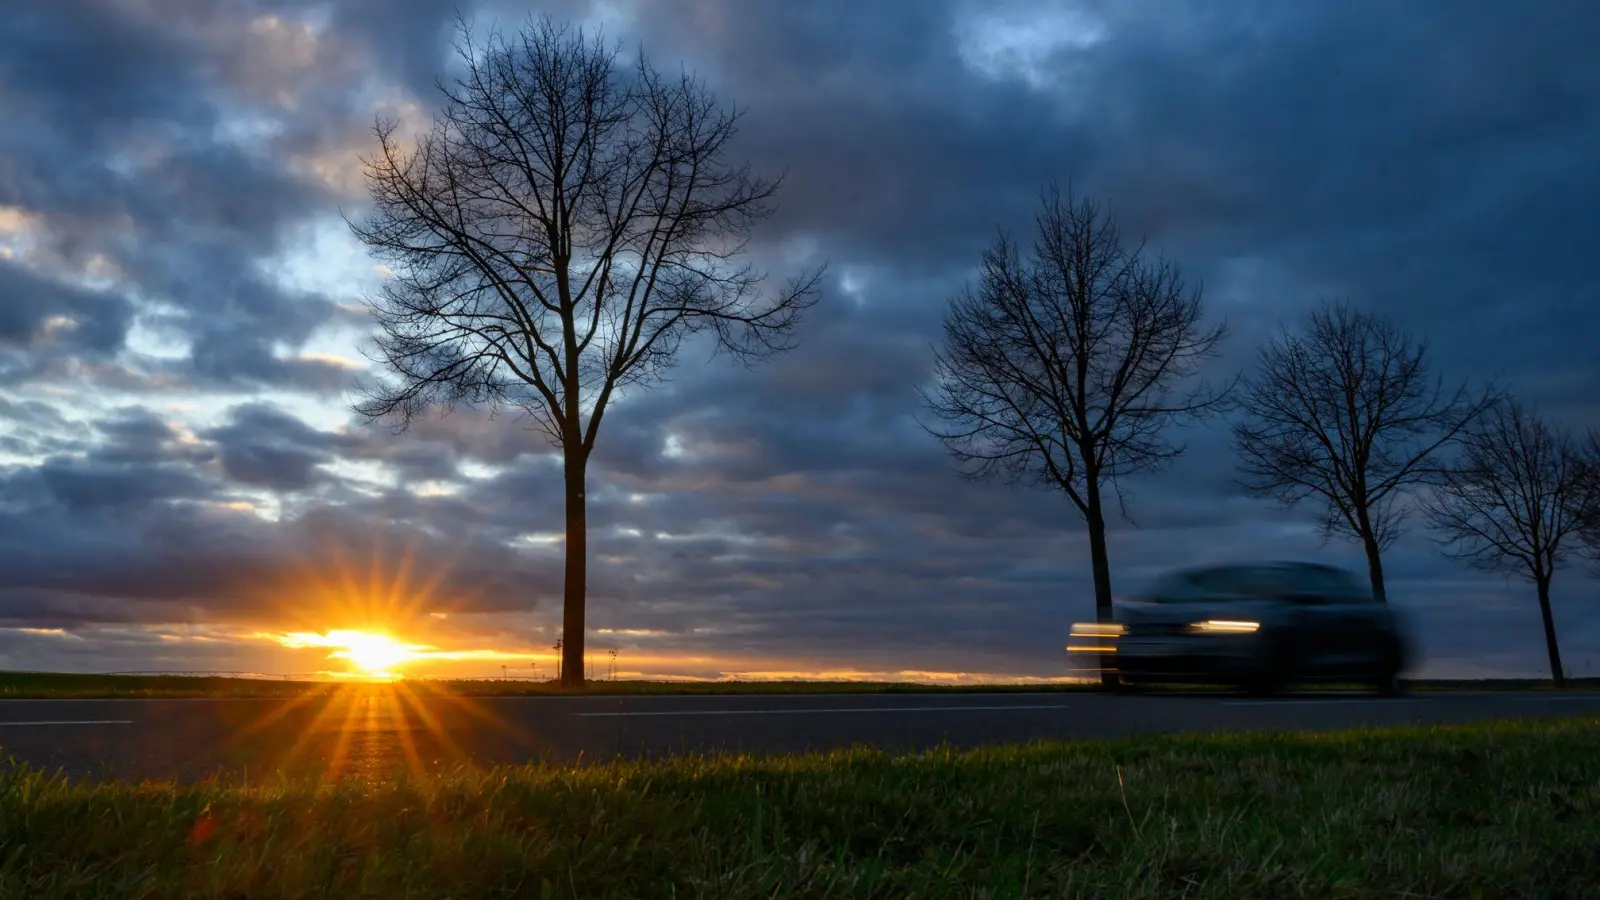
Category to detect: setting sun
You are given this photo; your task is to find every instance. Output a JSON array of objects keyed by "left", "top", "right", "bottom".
[
  {"left": 332, "top": 631, "right": 424, "bottom": 674},
  {"left": 276, "top": 629, "right": 431, "bottom": 676}
]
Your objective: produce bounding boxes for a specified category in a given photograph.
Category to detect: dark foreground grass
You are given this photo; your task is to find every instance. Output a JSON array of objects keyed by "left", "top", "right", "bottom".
[
  {"left": 0, "top": 672, "right": 329, "bottom": 699},
  {"left": 3, "top": 718, "right": 1599, "bottom": 899}
]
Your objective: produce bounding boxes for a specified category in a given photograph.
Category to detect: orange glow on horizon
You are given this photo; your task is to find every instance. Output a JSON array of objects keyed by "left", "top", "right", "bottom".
[
  {"left": 268, "top": 628, "right": 560, "bottom": 678},
  {"left": 277, "top": 630, "right": 432, "bottom": 677}
]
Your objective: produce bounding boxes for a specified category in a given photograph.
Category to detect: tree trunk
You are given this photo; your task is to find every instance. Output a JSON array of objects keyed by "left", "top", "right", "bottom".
[
  {"left": 1535, "top": 575, "right": 1566, "bottom": 689},
  {"left": 561, "top": 452, "right": 588, "bottom": 688},
  {"left": 1356, "top": 507, "right": 1388, "bottom": 604},
  {"left": 1084, "top": 477, "right": 1117, "bottom": 688}
]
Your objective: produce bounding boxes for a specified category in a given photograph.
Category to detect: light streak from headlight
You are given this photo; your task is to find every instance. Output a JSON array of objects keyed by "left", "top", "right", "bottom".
[{"left": 1188, "top": 619, "right": 1260, "bottom": 634}]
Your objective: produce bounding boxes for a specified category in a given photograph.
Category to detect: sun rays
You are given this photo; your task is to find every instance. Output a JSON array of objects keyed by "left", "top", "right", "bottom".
[
  {"left": 237, "top": 524, "right": 553, "bottom": 680},
  {"left": 220, "top": 679, "right": 543, "bottom": 783},
  {"left": 244, "top": 524, "right": 482, "bottom": 664}
]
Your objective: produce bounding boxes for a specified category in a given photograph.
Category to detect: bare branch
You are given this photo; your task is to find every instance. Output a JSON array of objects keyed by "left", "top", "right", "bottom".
[
  {"left": 347, "top": 13, "right": 825, "bottom": 452},
  {"left": 1419, "top": 398, "right": 1584, "bottom": 581},
  {"left": 1231, "top": 300, "right": 1497, "bottom": 602}
]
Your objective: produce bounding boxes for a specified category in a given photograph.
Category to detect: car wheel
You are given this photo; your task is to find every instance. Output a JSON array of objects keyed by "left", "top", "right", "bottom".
[
  {"left": 1242, "top": 638, "right": 1291, "bottom": 697},
  {"left": 1109, "top": 675, "right": 1143, "bottom": 694},
  {"left": 1374, "top": 664, "right": 1405, "bottom": 697},
  {"left": 1373, "top": 639, "right": 1407, "bottom": 697},
  {"left": 1242, "top": 672, "right": 1282, "bottom": 698}
]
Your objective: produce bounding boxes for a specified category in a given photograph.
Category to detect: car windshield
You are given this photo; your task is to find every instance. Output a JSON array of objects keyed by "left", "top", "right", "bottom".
[
  {"left": 1140, "top": 565, "right": 1371, "bottom": 602},
  {"left": 1284, "top": 565, "right": 1370, "bottom": 599},
  {"left": 1140, "top": 571, "right": 1214, "bottom": 602}
]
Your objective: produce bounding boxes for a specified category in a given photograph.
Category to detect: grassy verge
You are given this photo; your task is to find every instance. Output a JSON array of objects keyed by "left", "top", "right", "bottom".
[
  {"left": 0, "top": 670, "right": 1593, "bottom": 700},
  {"left": 0, "top": 672, "right": 330, "bottom": 699},
  {"left": 3, "top": 718, "right": 1598, "bottom": 898}
]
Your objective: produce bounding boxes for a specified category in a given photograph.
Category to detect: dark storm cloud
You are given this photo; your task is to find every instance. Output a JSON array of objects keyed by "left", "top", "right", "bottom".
[
  {"left": 0, "top": 0, "right": 402, "bottom": 392},
  {"left": 0, "top": 405, "right": 563, "bottom": 630},
  {"left": 0, "top": 261, "right": 134, "bottom": 354},
  {"left": 184, "top": 327, "right": 361, "bottom": 394},
  {"left": 1040, "top": 1, "right": 1600, "bottom": 408},
  {"left": 0, "top": 0, "right": 1596, "bottom": 678},
  {"left": 0, "top": 406, "right": 214, "bottom": 514},
  {"left": 202, "top": 405, "right": 335, "bottom": 491},
  {"left": 197, "top": 401, "right": 463, "bottom": 491},
  {"left": 605, "top": 0, "right": 1105, "bottom": 272}
]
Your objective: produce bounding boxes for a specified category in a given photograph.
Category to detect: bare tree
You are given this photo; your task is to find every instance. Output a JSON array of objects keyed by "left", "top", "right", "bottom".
[
  {"left": 919, "top": 184, "right": 1231, "bottom": 649},
  {"left": 1233, "top": 301, "right": 1496, "bottom": 604},
  {"left": 348, "top": 16, "right": 823, "bottom": 686},
  {"left": 1419, "top": 399, "right": 1584, "bottom": 687}
]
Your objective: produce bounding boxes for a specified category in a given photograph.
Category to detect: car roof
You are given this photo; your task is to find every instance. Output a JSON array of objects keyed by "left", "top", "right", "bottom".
[{"left": 1188, "top": 561, "right": 1345, "bottom": 575}]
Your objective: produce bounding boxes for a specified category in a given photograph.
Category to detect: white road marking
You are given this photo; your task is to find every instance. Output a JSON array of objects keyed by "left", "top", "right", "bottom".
[
  {"left": 0, "top": 695, "right": 1021, "bottom": 705},
  {"left": 1223, "top": 698, "right": 1419, "bottom": 707},
  {"left": 1513, "top": 694, "right": 1600, "bottom": 701},
  {"left": 0, "top": 720, "right": 134, "bottom": 726},
  {"left": 577, "top": 704, "right": 1074, "bottom": 718},
  {"left": 500, "top": 692, "right": 1088, "bottom": 702}
]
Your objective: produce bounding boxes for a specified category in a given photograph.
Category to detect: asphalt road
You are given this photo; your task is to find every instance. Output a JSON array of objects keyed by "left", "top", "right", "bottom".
[{"left": 1, "top": 689, "right": 1598, "bottom": 782}]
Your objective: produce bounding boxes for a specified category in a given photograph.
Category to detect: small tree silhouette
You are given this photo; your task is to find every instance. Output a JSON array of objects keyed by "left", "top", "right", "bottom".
[
  {"left": 1420, "top": 398, "right": 1586, "bottom": 687},
  {"left": 920, "top": 183, "right": 1231, "bottom": 673},
  {"left": 1233, "top": 301, "right": 1496, "bottom": 603}
]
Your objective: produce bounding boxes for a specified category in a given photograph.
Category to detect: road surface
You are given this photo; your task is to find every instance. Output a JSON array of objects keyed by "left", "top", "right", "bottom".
[{"left": 1, "top": 689, "right": 1597, "bottom": 782}]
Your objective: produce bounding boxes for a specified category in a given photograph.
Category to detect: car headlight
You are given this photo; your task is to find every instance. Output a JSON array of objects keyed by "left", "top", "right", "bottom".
[
  {"left": 1066, "top": 622, "right": 1124, "bottom": 653},
  {"left": 1188, "top": 619, "right": 1260, "bottom": 635}
]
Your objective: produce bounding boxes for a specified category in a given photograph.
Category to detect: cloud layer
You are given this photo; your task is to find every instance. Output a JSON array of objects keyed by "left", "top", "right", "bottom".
[{"left": 2, "top": 0, "right": 1598, "bottom": 680}]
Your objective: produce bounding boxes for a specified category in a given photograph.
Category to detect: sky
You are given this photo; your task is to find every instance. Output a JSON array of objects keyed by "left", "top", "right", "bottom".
[{"left": 1, "top": 0, "right": 1597, "bottom": 682}]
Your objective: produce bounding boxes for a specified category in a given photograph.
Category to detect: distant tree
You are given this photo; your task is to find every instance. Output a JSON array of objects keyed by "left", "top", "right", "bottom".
[
  {"left": 919, "top": 184, "right": 1231, "bottom": 658},
  {"left": 1576, "top": 430, "right": 1600, "bottom": 564},
  {"left": 1232, "top": 301, "right": 1496, "bottom": 604},
  {"left": 1419, "top": 399, "right": 1585, "bottom": 687},
  {"left": 348, "top": 16, "right": 824, "bottom": 687}
]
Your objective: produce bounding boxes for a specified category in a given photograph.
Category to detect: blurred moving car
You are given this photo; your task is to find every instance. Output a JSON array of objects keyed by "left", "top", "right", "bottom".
[{"left": 1068, "top": 561, "right": 1414, "bottom": 695}]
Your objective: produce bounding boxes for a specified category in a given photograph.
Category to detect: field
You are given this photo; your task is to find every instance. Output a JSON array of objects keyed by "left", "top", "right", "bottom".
[
  {"left": 0, "top": 669, "right": 1595, "bottom": 700},
  {"left": 1, "top": 717, "right": 1597, "bottom": 898},
  {"left": 0, "top": 672, "right": 329, "bottom": 700}
]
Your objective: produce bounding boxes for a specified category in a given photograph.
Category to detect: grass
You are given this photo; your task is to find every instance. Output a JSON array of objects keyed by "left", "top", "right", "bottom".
[
  {"left": 2, "top": 669, "right": 1596, "bottom": 700},
  {"left": 0, "top": 672, "right": 330, "bottom": 700},
  {"left": 1, "top": 717, "right": 1598, "bottom": 898}
]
